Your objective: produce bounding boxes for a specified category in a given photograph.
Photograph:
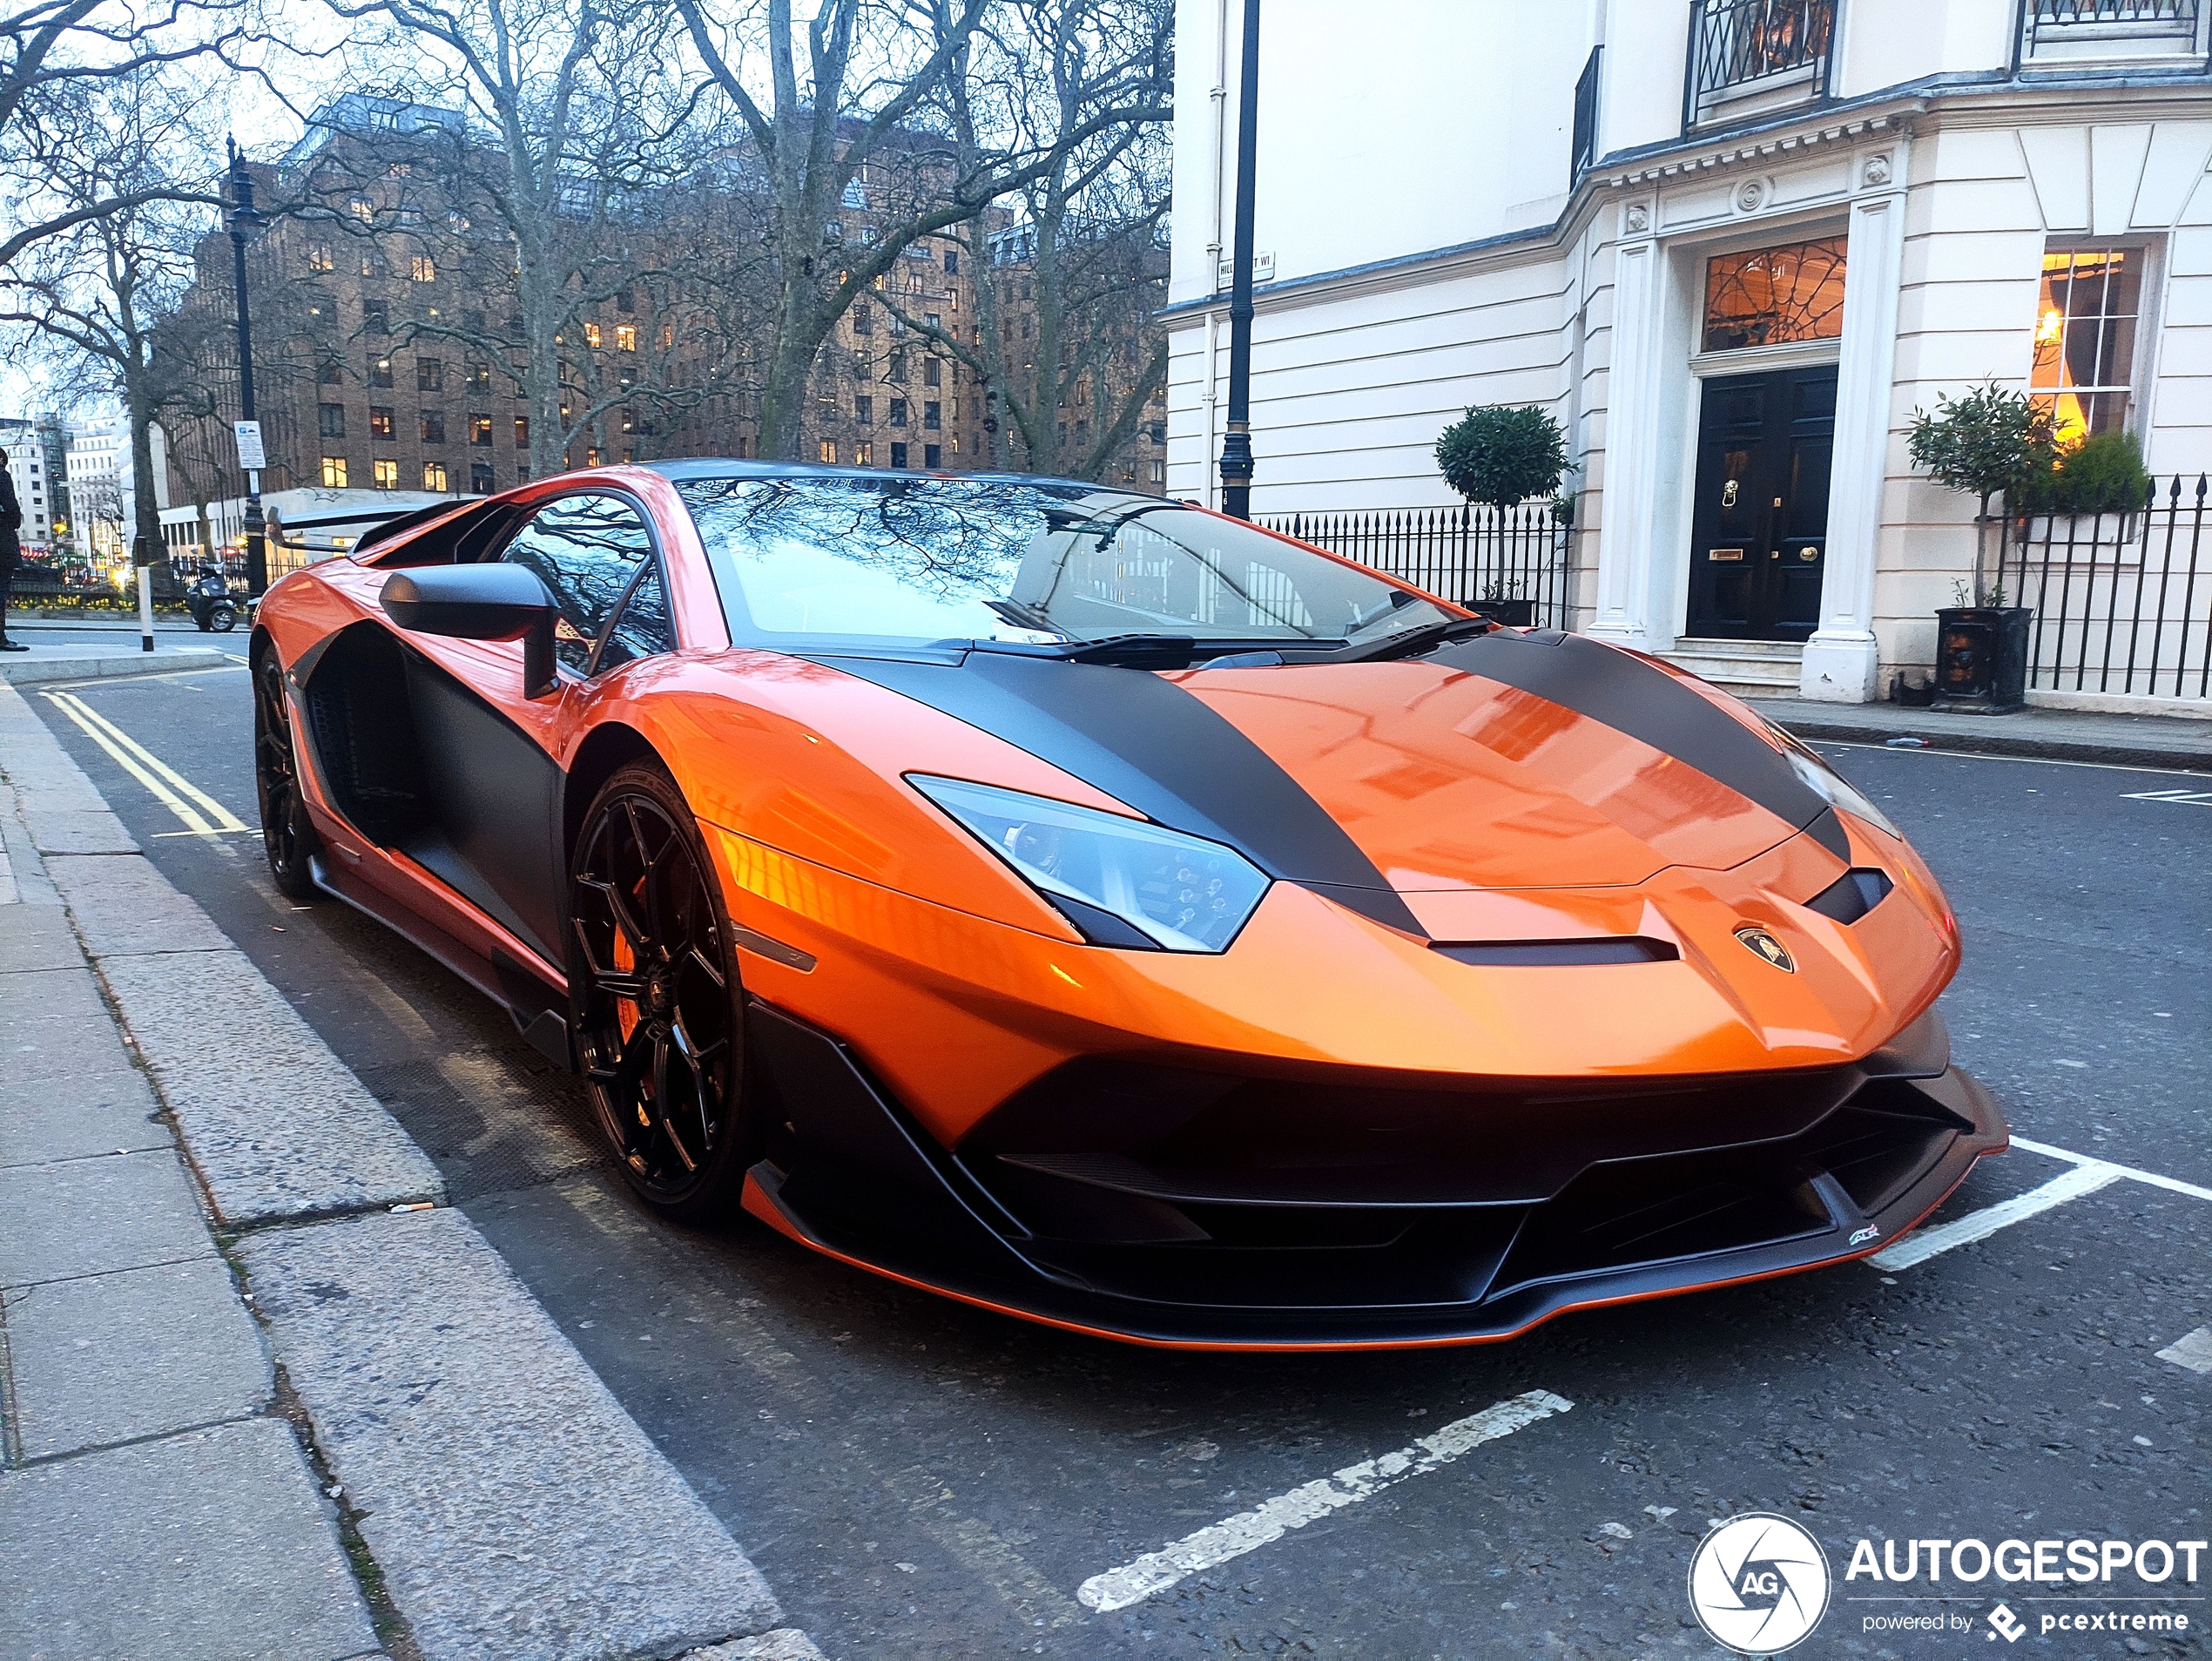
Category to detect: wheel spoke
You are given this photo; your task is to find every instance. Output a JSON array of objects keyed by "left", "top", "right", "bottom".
[
  {"left": 650, "top": 1036, "right": 698, "bottom": 1173},
  {"left": 686, "top": 946, "right": 725, "bottom": 991}
]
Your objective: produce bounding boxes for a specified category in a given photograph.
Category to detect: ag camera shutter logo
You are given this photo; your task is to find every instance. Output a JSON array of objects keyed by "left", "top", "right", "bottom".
[{"left": 1688, "top": 1513, "right": 1832, "bottom": 1654}]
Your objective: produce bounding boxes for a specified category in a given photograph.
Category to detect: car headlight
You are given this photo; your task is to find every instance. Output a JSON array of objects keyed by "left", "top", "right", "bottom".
[
  {"left": 908, "top": 775, "right": 1270, "bottom": 952},
  {"left": 1772, "top": 731, "right": 1902, "bottom": 839}
]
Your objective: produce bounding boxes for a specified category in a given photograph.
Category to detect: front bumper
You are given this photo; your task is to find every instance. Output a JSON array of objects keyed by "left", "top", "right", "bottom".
[{"left": 738, "top": 1003, "right": 2007, "bottom": 1350}]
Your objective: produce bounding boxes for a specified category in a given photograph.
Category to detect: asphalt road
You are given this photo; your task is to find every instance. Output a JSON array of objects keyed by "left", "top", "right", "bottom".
[{"left": 24, "top": 661, "right": 2211, "bottom": 1659}]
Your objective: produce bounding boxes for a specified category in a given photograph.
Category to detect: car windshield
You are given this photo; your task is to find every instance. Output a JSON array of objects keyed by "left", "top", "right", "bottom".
[{"left": 676, "top": 475, "right": 1453, "bottom": 652}]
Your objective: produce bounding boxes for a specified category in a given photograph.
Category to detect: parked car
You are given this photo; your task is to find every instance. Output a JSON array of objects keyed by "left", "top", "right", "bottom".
[{"left": 250, "top": 462, "right": 2005, "bottom": 1349}]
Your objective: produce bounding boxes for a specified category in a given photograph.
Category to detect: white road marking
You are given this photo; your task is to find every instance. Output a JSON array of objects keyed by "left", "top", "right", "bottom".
[
  {"left": 1868, "top": 1163, "right": 2125, "bottom": 1271},
  {"left": 38, "top": 664, "right": 250, "bottom": 690},
  {"left": 1874, "top": 1133, "right": 2212, "bottom": 1273},
  {"left": 39, "top": 689, "right": 248, "bottom": 834},
  {"left": 1813, "top": 741, "right": 2212, "bottom": 780},
  {"left": 2122, "top": 787, "right": 2212, "bottom": 807},
  {"left": 1075, "top": 1390, "right": 1572, "bottom": 1614},
  {"left": 2155, "top": 1328, "right": 2212, "bottom": 1374},
  {"left": 2012, "top": 1135, "right": 2212, "bottom": 1205}
]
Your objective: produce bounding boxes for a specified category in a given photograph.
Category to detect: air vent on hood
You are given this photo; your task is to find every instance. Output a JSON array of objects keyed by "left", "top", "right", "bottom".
[
  {"left": 1433, "top": 936, "right": 1679, "bottom": 968},
  {"left": 1804, "top": 868, "right": 1894, "bottom": 924}
]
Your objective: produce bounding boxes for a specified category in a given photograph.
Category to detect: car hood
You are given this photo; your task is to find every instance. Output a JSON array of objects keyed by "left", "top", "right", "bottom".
[
  {"left": 809, "top": 629, "right": 1839, "bottom": 928},
  {"left": 1170, "top": 654, "right": 1791, "bottom": 891}
]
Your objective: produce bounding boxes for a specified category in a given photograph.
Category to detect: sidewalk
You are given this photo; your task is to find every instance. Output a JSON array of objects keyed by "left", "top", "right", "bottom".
[
  {"left": 1750, "top": 694, "right": 2212, "bottom": 773},
  {"left": 0, "top": 681, "right": 816, "bottom": 1661}
]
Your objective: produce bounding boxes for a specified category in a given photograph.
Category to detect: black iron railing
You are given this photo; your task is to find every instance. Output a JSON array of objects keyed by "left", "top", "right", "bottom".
[
  {"left": 2023, "top": 0, "right": 2203, "bottom": 56},
  {"left": 2005, "top": 475, "right": 2212, "bottom": 700},
  {"left": 1572, "top": 47, "right": 1602, "bottom": 183},
  {"left": 1685, "top": 0, "right": 1836, "bottom": 128},
  {"left": 1259, "top": 503, "right": 1575, "bottom": 629}
]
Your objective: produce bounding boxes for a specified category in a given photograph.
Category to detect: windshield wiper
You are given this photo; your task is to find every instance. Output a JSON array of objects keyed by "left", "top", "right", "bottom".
[
  {"left": 968, "top": 633, "right": 1350, "bottom": 669},
  {"left": 1322, "top": 615, "right": 1496, "bottom": 665}
]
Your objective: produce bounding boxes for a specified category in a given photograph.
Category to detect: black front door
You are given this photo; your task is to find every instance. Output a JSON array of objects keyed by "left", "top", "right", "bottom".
[{"left": 1685, "top": 366, "right": 1836, "bottom": 641}]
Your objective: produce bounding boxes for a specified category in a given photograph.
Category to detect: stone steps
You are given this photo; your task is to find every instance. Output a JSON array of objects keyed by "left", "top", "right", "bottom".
[{"left": 1661, "top": 638, "right": 1804, "bottom": 695}]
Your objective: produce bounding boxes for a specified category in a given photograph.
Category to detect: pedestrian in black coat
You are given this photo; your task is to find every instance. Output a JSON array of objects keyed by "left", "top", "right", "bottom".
[{"left": 0, "top": 449, "right": 26, "bottom": 652}]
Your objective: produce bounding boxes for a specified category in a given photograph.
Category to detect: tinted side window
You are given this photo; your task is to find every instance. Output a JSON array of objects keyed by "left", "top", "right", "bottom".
[
  {"left": 500, "top": 494, "right": 655, "bottom": 673},
  {"left": 598, "top": 565, "right": 674, "bottom": 671}
]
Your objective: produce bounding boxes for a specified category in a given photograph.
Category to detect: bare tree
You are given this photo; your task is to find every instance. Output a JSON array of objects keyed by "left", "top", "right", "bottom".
[
  {"left": 0, "top": 66, "right": 216, "bottom": 566},
  {"left": 671, "top": 0, "right": 1168, "bottom": 460},
  {"left": 0, "top": 0, "right": 253, "bottom": 267},
  {"left": 315, "top": 0, "right": 732, "bottom": 478},
  {"left": 886, "top": 0, "right": 1167, "bottom": 481}
]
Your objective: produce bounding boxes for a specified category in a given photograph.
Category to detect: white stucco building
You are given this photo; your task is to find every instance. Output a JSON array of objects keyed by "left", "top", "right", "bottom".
[{"left": 1166, "top": 0, "right": 2212, "bottom": 705}]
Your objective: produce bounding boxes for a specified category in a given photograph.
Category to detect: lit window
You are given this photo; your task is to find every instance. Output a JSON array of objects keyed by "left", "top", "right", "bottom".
[
  {"left": 410, "top": 255, "right": 435, "bottom": 281},
  {"left": 423, "top": 462, "right": 448, "bottom": 490},
  {"left": 1702, "top": 238, "right": 1846, "bottom": 352},
  {"left": 306, "top": 244, "right": 334, "bottom": 273},
  {"left": 470, "top": 463, "right": 495, "bottom": 493},
  {"left": 616, "top": 325, "right": 636, "bottom": 352},
  {"left": 586, "top": 447, "right": 602, "bottom": 466},
  {"left": 659, "top": 324, "right": 673, "bottom": 349},
  {"left": 854, "top": 441, "right": 873, "bottom": 464},
  {"left": 2031, "top": 247, "right": 2141, "bottom": 443},
  {"left": 348, "top": 196, "right": 373, "bottom": 221},
  {"left": 469, "top": 415, "right": 492, "bottom": 446},
  {"left": 516, "top": 415, "right": 529, "bottom": 449},
  {"left": 373, "top": 459, "right": 399, "bottom": 489},
  {"left": 584, "top": 322, "right": 603, "bottom": 348},
  {"left": 321, "top": 456, "right": 348, "bottom": 488},
  {"left": 369, "top": 407, "right": 395, "bottom": 438},
  {"left": 819, "top": 440, "right": 838, "bottom": 463}
]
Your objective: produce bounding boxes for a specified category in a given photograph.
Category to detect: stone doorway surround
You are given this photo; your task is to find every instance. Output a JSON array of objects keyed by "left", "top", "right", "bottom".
[{"left": 1587, "top": 138, "right": 1909, "bottom": 704}]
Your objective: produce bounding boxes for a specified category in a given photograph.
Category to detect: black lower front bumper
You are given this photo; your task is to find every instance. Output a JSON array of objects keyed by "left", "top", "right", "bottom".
[{"left": 739, "top": 1003, "right": 2008, "bottom": 1349}]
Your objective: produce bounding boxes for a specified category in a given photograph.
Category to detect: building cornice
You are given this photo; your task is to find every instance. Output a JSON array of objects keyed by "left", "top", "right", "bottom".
[{"left": 1161, "top": 69, "right": 2212, "bottom": 327}]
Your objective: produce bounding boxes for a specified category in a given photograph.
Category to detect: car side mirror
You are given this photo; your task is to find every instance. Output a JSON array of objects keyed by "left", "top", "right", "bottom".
[{"left": 381, "top": 564, "right": 560, "bottom": 698}]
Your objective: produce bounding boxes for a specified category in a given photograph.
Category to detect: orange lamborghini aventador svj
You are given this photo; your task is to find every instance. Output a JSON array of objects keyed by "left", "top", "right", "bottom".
[{"left": 252, "top": 462, "right": 2006, "bottom": 1347}]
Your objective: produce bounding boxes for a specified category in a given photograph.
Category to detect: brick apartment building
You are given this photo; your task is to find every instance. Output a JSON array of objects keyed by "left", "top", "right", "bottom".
[{"left": 163, "top": 95, "right": 1165, "bottom": 531}]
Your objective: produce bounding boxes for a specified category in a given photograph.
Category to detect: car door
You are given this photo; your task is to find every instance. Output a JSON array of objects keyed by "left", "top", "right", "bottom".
[{"left": 397, "top": 491, "right": 668, "bottom": 965}]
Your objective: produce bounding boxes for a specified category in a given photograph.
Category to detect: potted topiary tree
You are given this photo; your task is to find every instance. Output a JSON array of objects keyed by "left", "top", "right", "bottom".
[
  {"left": 1434, "top": 403, "right": 1570, "bottom": 626},
  {"left": 1905, "top": 383, "right": 2055, "bottom": 712}
]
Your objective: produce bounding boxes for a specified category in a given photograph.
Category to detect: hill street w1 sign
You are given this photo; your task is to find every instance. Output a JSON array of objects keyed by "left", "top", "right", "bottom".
[{"left": 233, "top": 420, "right": 265, "bottom": 471}]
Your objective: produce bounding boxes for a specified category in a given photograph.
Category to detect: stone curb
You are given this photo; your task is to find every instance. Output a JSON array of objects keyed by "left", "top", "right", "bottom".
[
  {"left": 0, "top": 647, "right": 233, "bottom": 686},
  {"left": 241, "top": 1210, "right": 787, "bottom": 1661},
  {"left": 0, "top": 681, "right": 810, "bottom": 1660},
  {"left": 1750, "top": 699, "right": 2212, "bottom": 773}
]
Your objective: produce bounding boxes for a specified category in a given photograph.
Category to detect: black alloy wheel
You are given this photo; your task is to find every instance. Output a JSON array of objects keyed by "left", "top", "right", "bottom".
[
  {"left": 253, "top": 648, "right": 320, "bottom": 900},
  {"left": 571, "top": 761, "right": 752, "bottom": 1220}
]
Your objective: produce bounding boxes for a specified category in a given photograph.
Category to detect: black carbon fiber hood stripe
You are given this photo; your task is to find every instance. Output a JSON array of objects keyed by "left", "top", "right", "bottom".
[
  {"left": 812, "top": 649, "right": 1428, "bottom": 937},
  {"left": 1430, "top": 630, "right": 1831, "bottom": 832}
]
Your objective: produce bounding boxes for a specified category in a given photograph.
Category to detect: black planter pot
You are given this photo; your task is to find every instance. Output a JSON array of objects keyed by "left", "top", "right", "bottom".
[
  {"left": 1932, "top": 606, "right": 2031, "bottom": 712},
  {"left": 1472, "top": 597, "right": 1537, "bottom": 627}
]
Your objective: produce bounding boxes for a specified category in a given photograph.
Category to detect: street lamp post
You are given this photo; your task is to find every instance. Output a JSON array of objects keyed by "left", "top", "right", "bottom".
[
  {"left": 1217, "top": 0, "right": 1261, "bottom": 520},
  {"left": 226, "top": 137, "right": 269, "bottom": 596}
]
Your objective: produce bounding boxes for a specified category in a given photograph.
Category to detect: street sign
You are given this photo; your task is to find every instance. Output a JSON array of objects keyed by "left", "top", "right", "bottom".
[{"left": 233, "top": 419, "right": 266, "bottom": 471}]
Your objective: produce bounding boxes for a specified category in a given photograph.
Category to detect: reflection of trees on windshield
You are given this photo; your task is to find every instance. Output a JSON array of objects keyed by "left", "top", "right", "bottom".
[
  {"left": 682, "top": 476, "right": 1084, "bottom": 604},
  {"left": 676, "top": 476, "right": 1447, "bottom": 645}
]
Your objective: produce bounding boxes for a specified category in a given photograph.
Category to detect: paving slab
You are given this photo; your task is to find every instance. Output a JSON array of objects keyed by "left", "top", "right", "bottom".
[
  {"left": 45, "top": 853, "right": 232, "bottom": 958},
  {"left": 0, "top": 1151, "right": 213, "bottom": 1289},
  {"left": 0, "top": 1417, "right": 381, "bottom": 1661},
  {"left": 3, "top": 1255, "right": 270, "bottom": 1459},
  {"left": 0, "top": 965, "right": 138, "bottom": 1086},
  {"left": 0, "top": 901, "right": 82, "bottom": 973},
  {"left": 0, "top": 1067, "right": 168, "bottom": 1169},
  {"left": 98, "top": 948, "right": 444, "bottom": 1225},
  {"left": 242, "top": 1207, "right": 786, "bottom": 1661},
  {"left": 18, "top": 806, "right": 138, "bottom": 855},
  {"left": 681, "top": 1633, "right": 826, "bottom": 1660}
]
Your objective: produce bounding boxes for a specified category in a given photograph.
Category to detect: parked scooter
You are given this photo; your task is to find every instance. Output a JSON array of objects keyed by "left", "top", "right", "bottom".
[{"left": 187, "top": 564, "right": 239, "bottom": 633}]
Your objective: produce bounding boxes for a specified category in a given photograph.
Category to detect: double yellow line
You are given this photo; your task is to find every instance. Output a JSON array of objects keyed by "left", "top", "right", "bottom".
[{"left": 40, "top": 689, "right": 250, "bottom": 836}]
